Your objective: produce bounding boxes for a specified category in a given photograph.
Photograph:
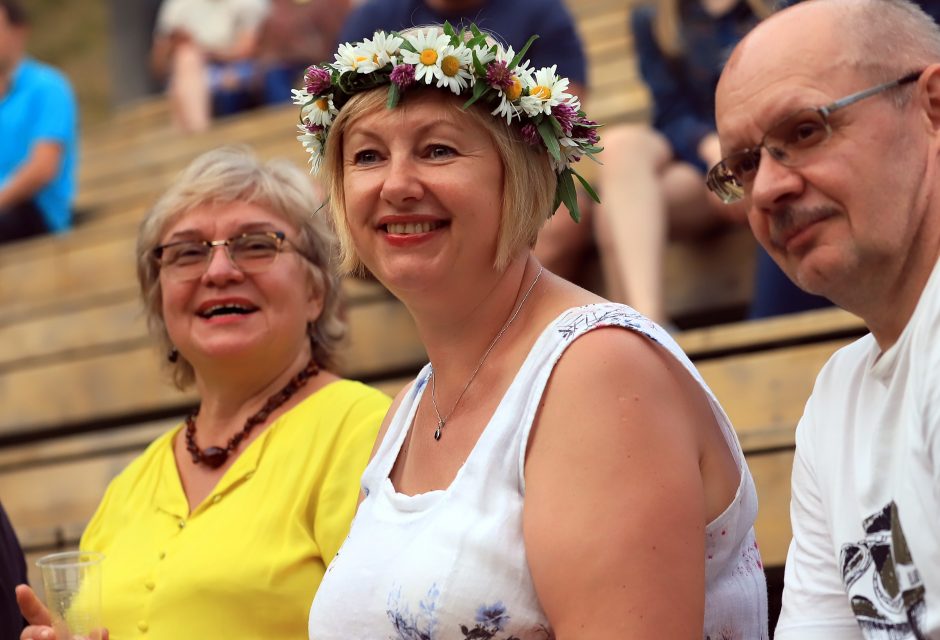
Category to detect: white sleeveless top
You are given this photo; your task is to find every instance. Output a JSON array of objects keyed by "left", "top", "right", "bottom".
[{"left": 309, "top": 303, "right": 767, "bottom": 639}]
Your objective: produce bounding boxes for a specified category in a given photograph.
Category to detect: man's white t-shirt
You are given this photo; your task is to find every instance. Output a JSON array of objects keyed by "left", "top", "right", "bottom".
[{"left": 775, "top": 259, "right": 940, "bottom": 639}]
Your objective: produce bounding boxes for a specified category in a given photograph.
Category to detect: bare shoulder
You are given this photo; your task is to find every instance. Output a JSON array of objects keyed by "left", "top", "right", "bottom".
[
  {"left": 528, "top": 325, "right": 707, "bottom": 478},
  {"left": 544, "top": 326, "right": 697, "bottom": 418},
  {"left": 523, "top": 327, "right": 712, "bottom": 635}
]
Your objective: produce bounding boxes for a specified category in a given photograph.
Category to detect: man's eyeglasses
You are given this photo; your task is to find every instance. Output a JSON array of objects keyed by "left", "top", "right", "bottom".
[
  {"left": 706, "top": 70, "right": 923, "bottom": 204},
  {"left": 153, "top": 231, "right": 298, "bottom": 281}
]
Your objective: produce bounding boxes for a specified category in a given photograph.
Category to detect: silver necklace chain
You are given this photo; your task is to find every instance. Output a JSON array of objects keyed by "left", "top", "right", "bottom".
[{"left": 429, "top": 266, "right": 543, "bottom": 441}]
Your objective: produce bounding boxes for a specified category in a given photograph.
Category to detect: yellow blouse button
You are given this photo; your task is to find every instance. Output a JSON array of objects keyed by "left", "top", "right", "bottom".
[
  {"left": 158, "top": 551, "right": 166, "bottom": 560},
  {"left": 178, "top": 519, "right": 186, "bottom": 529},
  {"left": 212, "top": 494, "right": 222, "bottom": 504},
  {"left": 137, "top": 621, "right": 149, "bottom": 632},
  {"left": 245, "top": 471, "right": 255, "bottom": 479},
  {"left": 145, "top": 580, "right": 155, "bottom": 591}
]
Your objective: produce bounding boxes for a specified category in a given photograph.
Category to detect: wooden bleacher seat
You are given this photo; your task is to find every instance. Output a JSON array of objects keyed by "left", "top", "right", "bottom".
[{"left": 0, "top": 0, "right": 858, "bottom": 600}]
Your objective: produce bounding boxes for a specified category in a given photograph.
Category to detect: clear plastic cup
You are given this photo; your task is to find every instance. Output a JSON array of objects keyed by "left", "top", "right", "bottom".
[{"left": 35, "top": 550, "right": 105, "bottom": 640}]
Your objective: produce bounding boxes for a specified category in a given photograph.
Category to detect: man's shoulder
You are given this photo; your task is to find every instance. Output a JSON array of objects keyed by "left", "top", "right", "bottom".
[
  {"left": 812, "top": 332, "right": 877, "bottom": 394},
  {"left": 17, "top": 58, "right": 73, "bottom": 93}
]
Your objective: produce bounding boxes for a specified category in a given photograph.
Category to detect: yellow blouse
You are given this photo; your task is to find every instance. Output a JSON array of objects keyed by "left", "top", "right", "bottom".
[{"left": 80, "top": 380, "right": 389, "bottom": 640}]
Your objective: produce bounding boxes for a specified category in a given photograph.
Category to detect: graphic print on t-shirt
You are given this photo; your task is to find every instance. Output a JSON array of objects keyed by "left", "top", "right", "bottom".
[{"left": 840, "top": 501, "right": 927, "bottom": 639}]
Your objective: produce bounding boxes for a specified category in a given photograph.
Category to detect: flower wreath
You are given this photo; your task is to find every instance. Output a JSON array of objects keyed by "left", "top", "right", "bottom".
[{"left": 293, "top": 22, "right": 601, "bottom": 221}]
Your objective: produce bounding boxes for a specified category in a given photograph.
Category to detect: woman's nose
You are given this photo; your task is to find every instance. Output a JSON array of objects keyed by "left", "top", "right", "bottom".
[
  {"left": 201, "top": 244, "right": 245, "bottom": 284},
  {"left": 380, "top": 155, "right": 424, "bottom": 205}
]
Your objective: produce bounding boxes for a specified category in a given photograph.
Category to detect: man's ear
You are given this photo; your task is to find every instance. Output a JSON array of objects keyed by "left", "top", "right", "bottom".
[{"left": 918, "top": 64, "right": 940, "bottom": 134}]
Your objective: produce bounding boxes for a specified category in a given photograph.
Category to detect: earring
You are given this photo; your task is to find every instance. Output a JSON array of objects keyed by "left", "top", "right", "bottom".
[{"left": 167, "top": 347, "right": 179, "bottom": 363}]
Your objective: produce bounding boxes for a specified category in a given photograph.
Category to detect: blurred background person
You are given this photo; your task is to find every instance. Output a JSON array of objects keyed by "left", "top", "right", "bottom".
[
  {"left": 257, "top": 0, "right": 351, "bottom": 105},
  {"left": 150, "top": 0, "right": 270, "bottom": 133},
  {"left": 592, "top": 0, "right": 828, "bottom": 325},
  {"left": 16, "top": 147, "right": 390, "bottom": 640},
  {"left": 0, "top": 0, "right": 77, "bottom": 245}
]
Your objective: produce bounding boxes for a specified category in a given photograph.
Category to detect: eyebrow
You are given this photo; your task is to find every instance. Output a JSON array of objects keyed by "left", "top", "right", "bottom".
[{"left": 162, "top": 222, "right": 280, "bottom": 242}]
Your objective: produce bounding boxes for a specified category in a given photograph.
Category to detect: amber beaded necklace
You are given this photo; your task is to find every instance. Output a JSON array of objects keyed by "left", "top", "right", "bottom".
[{"left": 185, "top": 358, "right": 320, "bottom": 468}]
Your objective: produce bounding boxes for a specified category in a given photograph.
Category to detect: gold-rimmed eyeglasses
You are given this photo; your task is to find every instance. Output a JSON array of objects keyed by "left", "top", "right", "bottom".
[
  {"left": 706, "top": 70, "right": 923, "bottom": 204},
  {"left": 153, "top": 231, "right": 298, "bottom": 281}
]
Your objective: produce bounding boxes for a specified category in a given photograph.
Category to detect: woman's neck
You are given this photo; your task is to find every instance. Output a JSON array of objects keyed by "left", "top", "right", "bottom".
[
  {"left": 412, "top": 255, "right": 535, "bottom": 382},
  {"left": 191, "top": 350, "right": 315, "bottom": 437}
]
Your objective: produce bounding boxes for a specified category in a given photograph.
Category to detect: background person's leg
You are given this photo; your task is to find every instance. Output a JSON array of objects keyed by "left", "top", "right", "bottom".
[
  {"left": 0, "top": 201, "right": 50, "bottom": 245},
  {"left": 168, "top": 41, "right": 211, "bottom": 133}
]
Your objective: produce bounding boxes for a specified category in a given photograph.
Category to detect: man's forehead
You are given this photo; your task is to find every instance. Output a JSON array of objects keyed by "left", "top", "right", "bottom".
[{"left": 715, "top": 3, "right": 859, "bottom": 138}]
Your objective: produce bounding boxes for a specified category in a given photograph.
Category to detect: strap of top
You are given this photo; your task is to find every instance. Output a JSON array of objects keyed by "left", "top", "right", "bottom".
[{"left": 362, "top": 303, "right": 747, "bottom": 498}]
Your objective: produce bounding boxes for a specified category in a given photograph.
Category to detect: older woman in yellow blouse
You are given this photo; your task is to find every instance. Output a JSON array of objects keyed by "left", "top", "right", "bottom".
[{"left": 16, "top": 146, "right": 390, "bottom": 640}]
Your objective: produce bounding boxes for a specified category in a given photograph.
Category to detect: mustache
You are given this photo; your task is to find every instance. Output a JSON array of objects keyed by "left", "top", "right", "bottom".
[{"left": 768, "top": 205, "right": 839, "bottom": 249}]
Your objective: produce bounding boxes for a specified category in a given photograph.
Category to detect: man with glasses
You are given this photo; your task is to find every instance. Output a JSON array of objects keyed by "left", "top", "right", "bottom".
[{"left": 711, "top": 0, "right": 940, "bottom": 637}]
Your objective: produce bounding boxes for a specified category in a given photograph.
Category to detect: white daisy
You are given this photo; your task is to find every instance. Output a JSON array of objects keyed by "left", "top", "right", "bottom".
[
  {"left": 487, "top": 46, "right": 534, "bottom": 124},
  {"left": 472, "top": 43, "right": 497, "bottom": 67},
  {"left": 291, "top": 88, "right": 311, "bottom": 106},
  {"left": 401, "top": 30, "right": 450, "bottom": 85},
  {"left": 358, "top": 32, "right": 404, "bottom": 73},
  {"left": 435, "top": 43, "right": 473, "bottom": 94},
  {"left": 333, "top": 42, "right": 370, "bottom": 74},
  {"left": 491, "top": 75, "right": 525, "bottom": 123},
  {"left": 301, "top": 95, "right": 338, "bottom": 127},
  {"left": 520, "top": 65, "right": 573, "bottom": 116},
  {"left": 297, "top": 126, "right": 325, "bottom": 174}
]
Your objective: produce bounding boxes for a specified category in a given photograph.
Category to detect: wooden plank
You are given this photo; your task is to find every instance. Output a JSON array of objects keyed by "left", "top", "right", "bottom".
[
  {"left": 663, "top": 227, "right": 756, "bottom": 322},
  {"left": 80, "top": 104, "right": 297, "bottom": 176},
  {"left": 0, "top": 297, "right": 423, "bottom": 437},
  {"left": 697, "top": 338, "right": 853, "bottom": 451},
  {"left": 678, "top": 306, "right": 865, "bottom": 359},
  {"left": 748, "top": 448, "right": 794, "bottom": 568}
]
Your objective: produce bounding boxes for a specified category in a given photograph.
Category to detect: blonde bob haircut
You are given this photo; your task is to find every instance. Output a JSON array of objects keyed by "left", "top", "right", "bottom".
[
  {"left": 136, "top": 146, "right": 345, "bottom": 390},
  {"left": 322, "top": 86, "right": 559, "bottom": 275}
]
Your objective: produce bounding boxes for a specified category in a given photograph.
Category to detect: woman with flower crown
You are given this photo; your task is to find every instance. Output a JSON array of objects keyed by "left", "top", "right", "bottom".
[{"left": 298, "top": 25, "right": 767, "bottom": 638}]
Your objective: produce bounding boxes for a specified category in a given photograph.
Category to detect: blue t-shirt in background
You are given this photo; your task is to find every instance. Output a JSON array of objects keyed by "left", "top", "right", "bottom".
[
  {"left": 338, "top": 0, "right": 587, "bottom": 87},
  {"left": 0, "top": 58, "right": 78, "bottom": 233}
]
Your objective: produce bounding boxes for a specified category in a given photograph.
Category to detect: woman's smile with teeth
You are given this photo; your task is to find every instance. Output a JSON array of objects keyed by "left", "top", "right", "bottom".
[
  {"left": 385, "top": 221, "right": 445, "bottom": 235},
  {"left": 198, "top": 303, "right": 258, "bottom": 318}
]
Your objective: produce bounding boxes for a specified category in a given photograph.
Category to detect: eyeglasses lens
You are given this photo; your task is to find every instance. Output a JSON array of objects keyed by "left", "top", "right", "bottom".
[
  {"left": 160, "top": 233, "right": 282, "bottom": 280},
  {"left": 708, "top": 108, "right": 832, "bottom": 203}
]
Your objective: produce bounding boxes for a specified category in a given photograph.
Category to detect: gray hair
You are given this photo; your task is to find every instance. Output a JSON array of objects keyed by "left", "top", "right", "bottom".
[{"left": 136, "top": 146, "right": 346, "bottom": 389}]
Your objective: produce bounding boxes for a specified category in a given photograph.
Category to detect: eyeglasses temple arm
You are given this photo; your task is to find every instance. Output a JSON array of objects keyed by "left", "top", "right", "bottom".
[{"left": 821, "top": 70, "right": 924, "bottom": 117}]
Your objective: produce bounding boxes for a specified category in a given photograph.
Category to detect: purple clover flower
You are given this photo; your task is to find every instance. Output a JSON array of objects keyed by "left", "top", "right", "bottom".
[
  {"left": 551, "top": 103, "right": 578, "bottom": 137},
  {"left": 390, "top": 63, "right": 416, "bottom": 89},
  {"left": 572, "top": 117, "right": 600, "bottom": 146},
  {"left": 304, "top": 66, "right": 332, "bottom": 95},
  {"left": 303, "top": 119, "right": 324, "bottom": 135},
  {"left": 485, "top": 61, "right": 513, "bottom": 92},
  {"left": 520, "top": 123, "right": 541, "bottom": 147}
]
